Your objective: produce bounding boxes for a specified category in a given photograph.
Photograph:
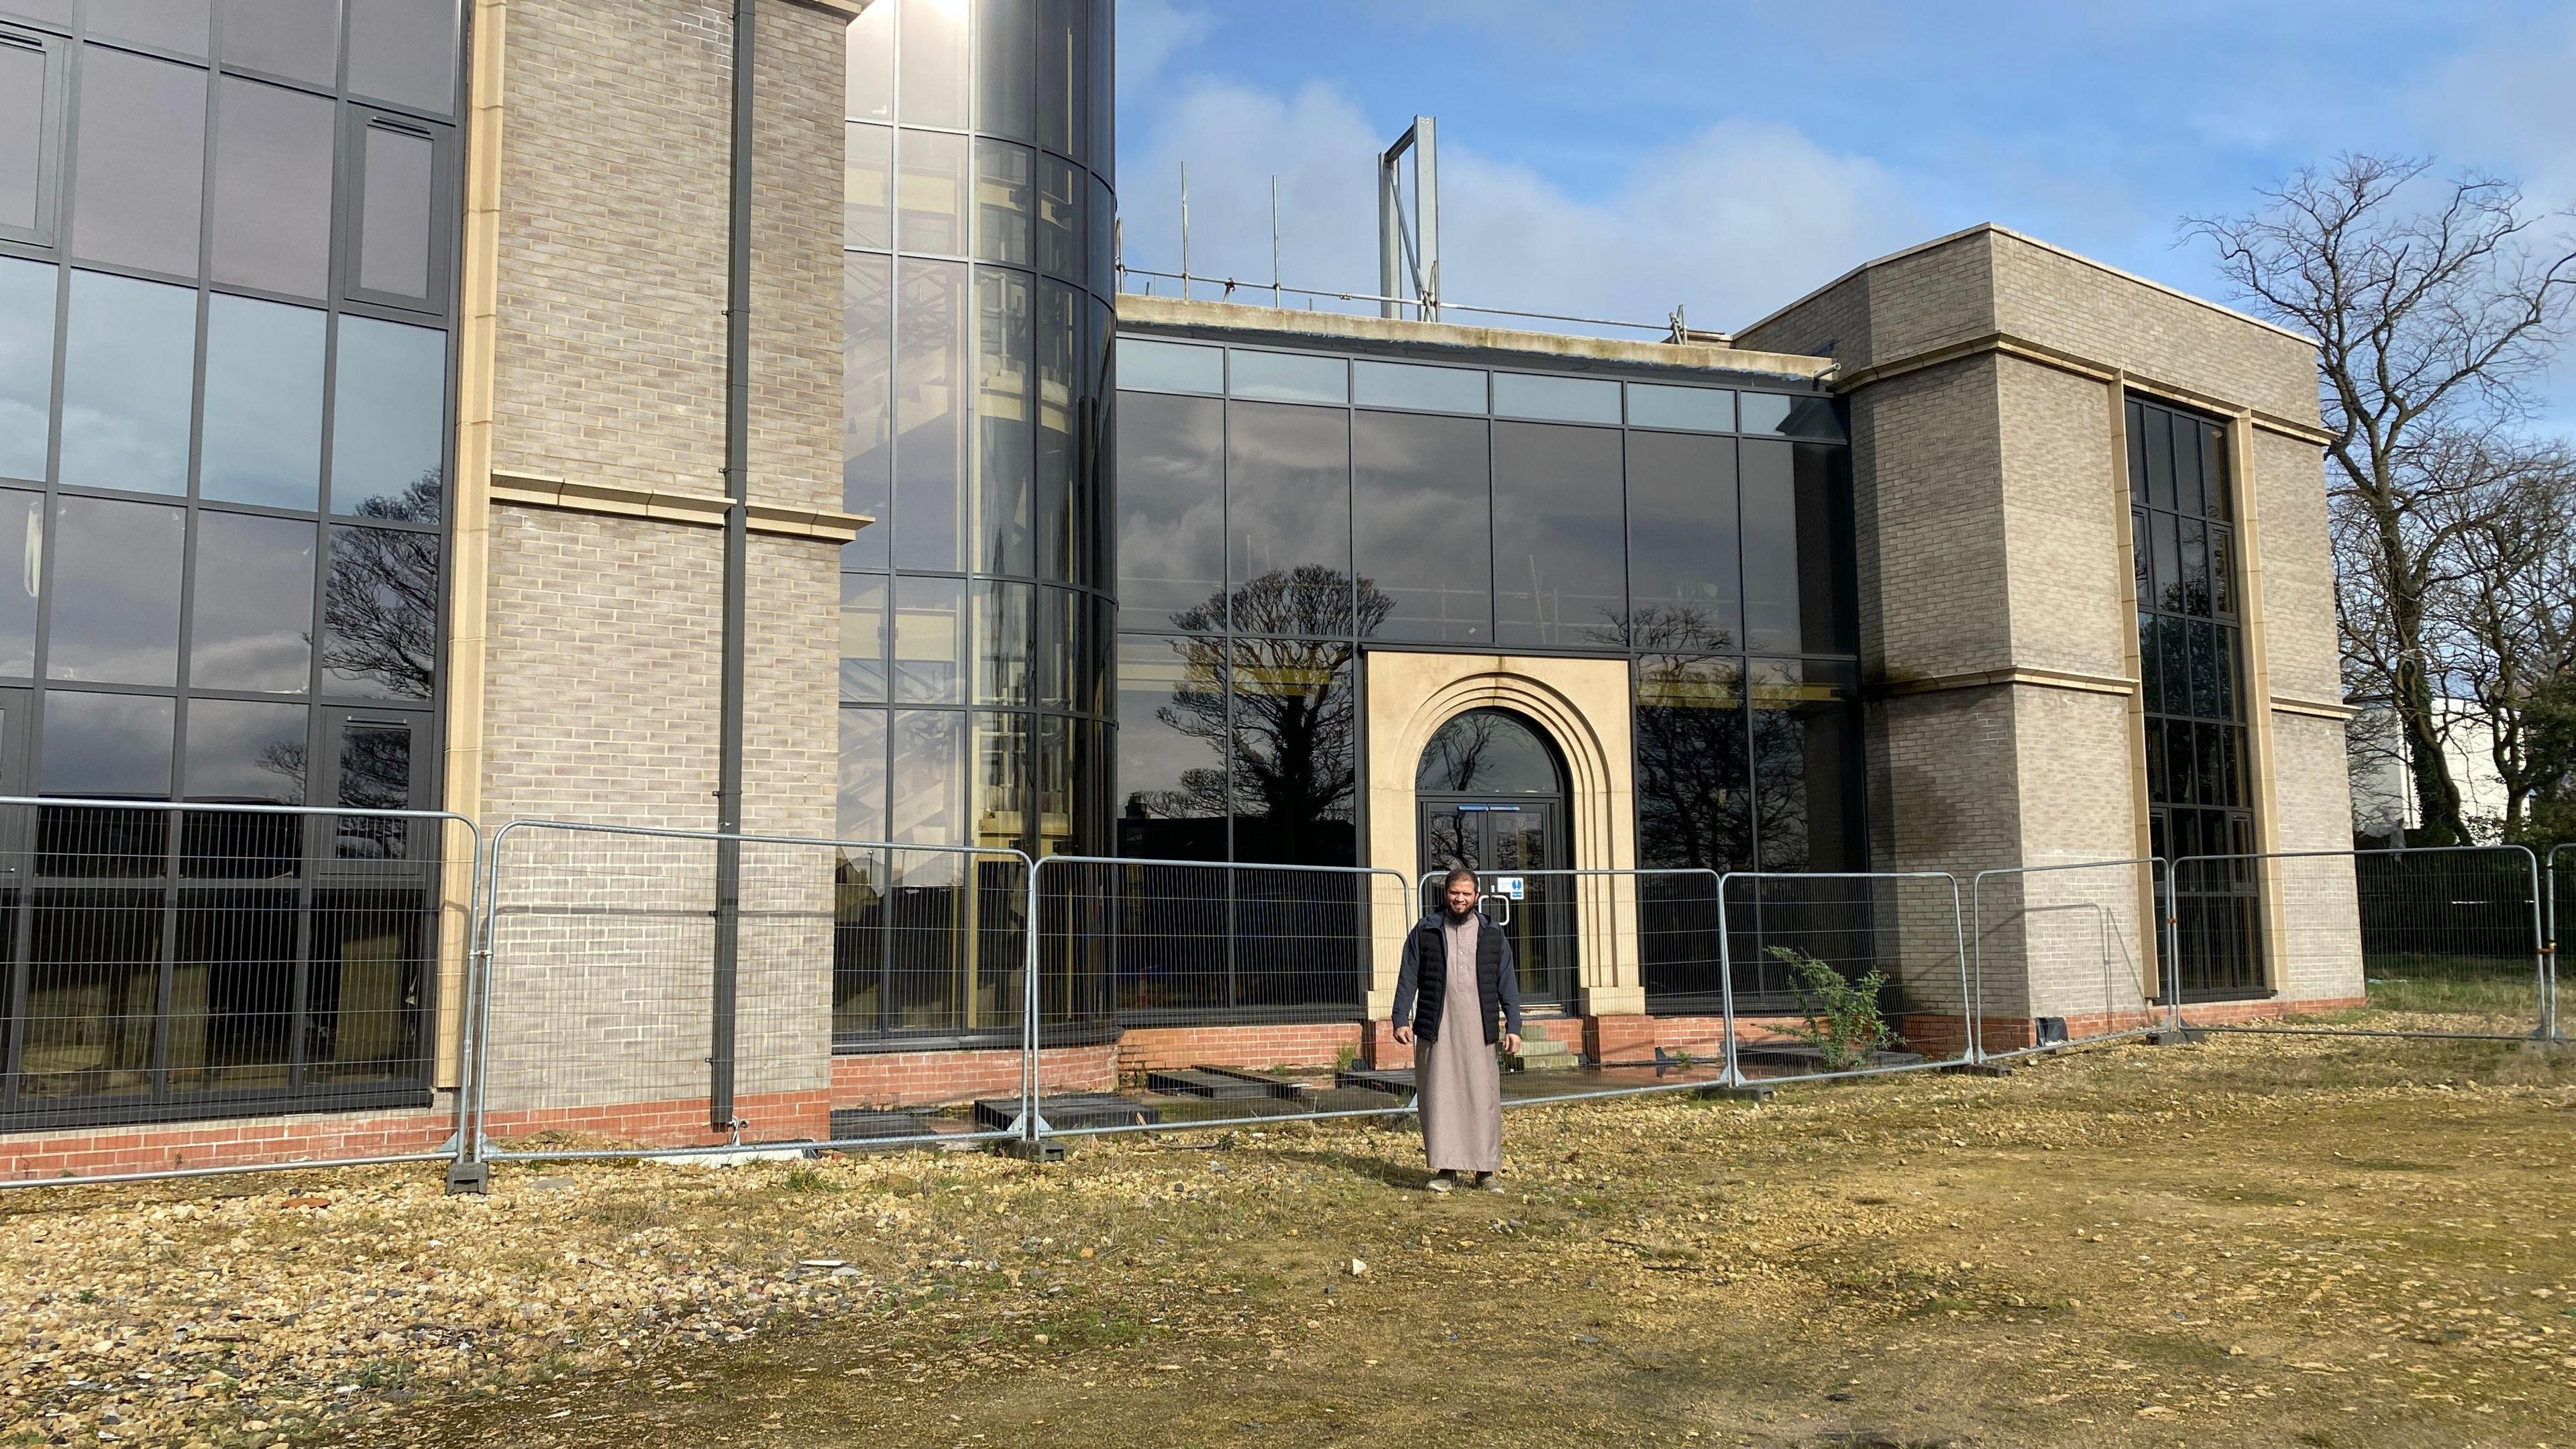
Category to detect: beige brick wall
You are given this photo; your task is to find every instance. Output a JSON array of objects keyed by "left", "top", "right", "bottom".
[
  {"left": 469, "top": 0, "right": 850, "bottom": 1113},
  {"left": 1848, "top": 356, "right": 2012, "bottom": 681},
  {"left": 1752, "top": 223, "right": 2357, "bottom": 1021},
  {"left": 1994, "top": 356, "right": 2129, "bottom": 681}
]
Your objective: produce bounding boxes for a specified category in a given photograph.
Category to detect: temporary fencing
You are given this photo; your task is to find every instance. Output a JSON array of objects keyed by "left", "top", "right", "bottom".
[
  {"left": 1968, "top": 858, "right": 2171, "bottom": 1065},
  {"left": 2553, "top": 844, "right": 2571, "bottom": 1042},
  {"left": 0, "top": 796, "right": 478, "bottom": 1188},
  {"left": 2170, "top": 845, "right": 2551, "bottom": 1041},
  {"left": 1018, "top": 857, "right": 1417, "bottom": 1140},
  {"left": 1714, "top": 869, "right": 1974, "bottom": 1085},
  {"left": 460, "top": 821, "right": 1033, "bottom": 1170}
]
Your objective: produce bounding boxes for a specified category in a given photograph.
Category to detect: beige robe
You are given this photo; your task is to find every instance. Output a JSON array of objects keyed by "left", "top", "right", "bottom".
[{"left": 1418, "top": 913, "right": 1503, "bottom": 1173}]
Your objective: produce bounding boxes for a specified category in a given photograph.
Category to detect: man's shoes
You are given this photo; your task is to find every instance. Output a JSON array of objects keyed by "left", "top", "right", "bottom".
[
  {"left": 1474, "top": 1172, "right": 1501, "bottom": 1193},
  {"left": 1427, "top": 1171, "right": 1456, "bottom": 1193}
]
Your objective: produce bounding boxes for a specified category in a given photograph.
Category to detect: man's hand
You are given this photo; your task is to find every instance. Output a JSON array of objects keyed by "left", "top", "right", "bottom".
[
  {"left": 1503, "top": 1032, "right": 1522, "bottom": 1055},
  {"left": 1393, "top": 1025, "right": 1414, "bottom": 1046}
]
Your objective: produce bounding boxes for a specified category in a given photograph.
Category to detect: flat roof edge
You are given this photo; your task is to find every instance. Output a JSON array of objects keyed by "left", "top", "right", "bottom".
[
  {"left": 1733, "top": 223, "right": 2321, "bottom": 351},
  {"left": 1116, "top": 294, "right": 1835, "bottom": 381}
]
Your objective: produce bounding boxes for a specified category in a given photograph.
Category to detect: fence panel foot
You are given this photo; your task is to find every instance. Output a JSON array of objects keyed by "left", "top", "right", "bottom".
[
  {"left": 1695, "top": 1083, "right": 1774, "bottom": 1104},
  {"left": 997, "top": 1138, "right": 1067, "bottom": 1162},
  {"left": 2146, "top": 1025, "right": 2197, "bottom": 1046},
  {"left": 444, "top": 1160, "right": 490, "bottom": 1195}
]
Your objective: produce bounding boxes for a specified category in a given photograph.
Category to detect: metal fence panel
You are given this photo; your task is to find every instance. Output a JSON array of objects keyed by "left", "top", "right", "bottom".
[
  {"left": 1970, "top": 859, "right": 2169, "bottom": 1065},
  {"left": 1, "top": 796, "right": 476, "bottom": 1188},
  {"left": 2549, "top": 844, "right": 2571, "bottom": 1042},
  {"left": 1717, "top": 869, "right": 1972, "bottom": 1084},
  {"left": 1020, "top": 857, "right": 1417, "bottom": 1140},
  {"left": 465, "top": 822, "right": 1029, "bottom": 1165},
  {"left": 2172, "top": 845, "right": 2548, "bottom": 1040}
]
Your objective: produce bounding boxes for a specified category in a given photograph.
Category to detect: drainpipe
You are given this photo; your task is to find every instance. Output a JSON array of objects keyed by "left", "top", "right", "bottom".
[{"left": 710, "top": 0, "right": 755, "bottom": 1136}]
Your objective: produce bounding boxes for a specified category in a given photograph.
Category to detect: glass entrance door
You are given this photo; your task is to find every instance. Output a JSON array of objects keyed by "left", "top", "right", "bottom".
[{"left": 1418, "top": 799, "right": 1575, "bottom": 1009}]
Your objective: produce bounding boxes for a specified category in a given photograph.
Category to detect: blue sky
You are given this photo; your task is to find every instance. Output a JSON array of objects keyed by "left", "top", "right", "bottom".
[{"left": 1112, "top": 0, "right": 2576, "bottom": 428}]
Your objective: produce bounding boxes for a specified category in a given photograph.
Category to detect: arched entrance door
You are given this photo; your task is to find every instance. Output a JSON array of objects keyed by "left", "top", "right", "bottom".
[{"left": 1416, "top": 708, "right": 1576, "bottom": 1009}]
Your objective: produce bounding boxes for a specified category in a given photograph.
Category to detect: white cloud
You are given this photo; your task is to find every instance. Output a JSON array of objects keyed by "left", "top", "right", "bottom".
[
  {"left": 1117, "top": 78, "right": 1921, "bottom": 334},
  {"left": 2414, "top": 10, "right": 2576, "bottom": 211},
  {"left": 1114, "top": 0, "right": 1215, "bottom": 98}
]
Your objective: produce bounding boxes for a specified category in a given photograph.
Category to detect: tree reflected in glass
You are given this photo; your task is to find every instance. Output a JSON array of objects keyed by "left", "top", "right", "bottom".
[{"left": 322, "top": 472, "right": 439, "bottom": 700}]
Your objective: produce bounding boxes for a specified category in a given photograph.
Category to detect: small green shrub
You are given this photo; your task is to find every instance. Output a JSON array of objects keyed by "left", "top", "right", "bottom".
[{"left": 1768, "top": 946, "right": 1898, "bottom": 1070}]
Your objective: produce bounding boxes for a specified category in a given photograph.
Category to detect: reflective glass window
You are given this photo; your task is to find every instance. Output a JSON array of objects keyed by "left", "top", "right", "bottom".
[
  {"left": 1627, "top": 382, "right": 1733, "bottom": 433},
  {"left": 841, "top": 252, "right": 892, "bottom": 568},
  {"left": 1085, "top": 171, "right": 1112, "bottom": 297},
  {"left": 1034, "top": 153, "right": 1078, "bottom": 280},
  {"left": 321, "top": 524, "right": 437, "bottom": 698},
  {"left": 0, "top": 1, "right": 71, "bottom": 23},
  {"left": 210, "top": 76, "right": 334, "bottom": 297},
  {"left": 0, "top": 255, "right": 54, "bottom": 482},
  {"left": 0, "top": 486, "right": 39, "bottom": 673},
  {"left": 1748, "top": 657, "right": 1860, "bottom": 871},
  {"left": 218, "top": 0, "right": 339, "bottom": 85},
  {"left": 1625, "top": 428, "right": 1741, "bottom": 652},
  {"left": 977, "top": 0, "right": 1034, "bottom": 141},
  {"left": 1113, "top": 632, "right": 1224, "bottom": 860},
  {"left": 1740, "top": 439, "right": 1801, "bottom": 653},
  {"left": 897, "top": 0, "right": 967, "bottom": 129},
  {"left": 1112, "top": 388, "right": 1222, "bottom": 629},
  {"left": 1351, "top": 359, "right": 1484, "bottom": 413},
  {"left": 1228, "top": 640, "right": 1356, "bottom": 867},
  {"left": 1491, "top": 372, "right": 1618, "bottom": 425},
  {"left": 836, "top": 705, "right": 887, "bottom": 843},
  {"left": 974, "top": 265, "right": 1032, "bottom": 575},
  {"left": 39, "top": 689, "right": 173, "bottom": 797},
  {"left": 1492, "top": 421, "right": 1624, "bottom": 649},
  {"left": 199, "top": 294, "right": 325, "bottom": 508},
  {"left": 46, "top": 494, "right": 182, "bottom": 685},
  {"left": 1114, "top": 337, "right": 1219, "bottom": 394},
  {"left": 1036, "top": 0, "right": 1073, "bottom": 157},
  {"left": 974, "top": 579, "right": 1031, "bottom": 706},
  {"left": 1036, "top": 583, "right": 1075, "bottom": 708},
  {"left": 333, "top": 713, "right": 414, "bottom": 812},
  {"left": 889, "top": 708, "right": 963, "bottom": 845},
  {"left": 357, "top": 122, "right": 435, "bottom": 299},
  {"left": 1085, "top": 0, "right": 1112, "bottom": 174},
  {"left": 86, "top": 0, "right": 207, "bottom": 54},
  {"left": 329, "top": 315, "right": 445, "bottom": 519},
  {"left": 972, "top": 139, "right": 1031, "bottom": 265},
  {"left": 844, "top": 121, "right": 892, "bottom": 248},
  {"left": 892, "top": 258, "right": 967, "bottom": 570},
  {"left": 189, "top": 511, "right": 315, "bottom": 692},
  {"left": 973, "top": 710, "right": 1029, "bottom": 849},
  {"left": 182, "top": 698, "right": 307, "bottom": 804},
  {"left": 844, "top": 0, "right": 892, "bottom": 120},
  {"left": 1737, "top": 392, "right": 1794, "bottom": 435},
  {"left": 1035, "top": 279, "right": 1077, "bottom": 582},
  {"left": 1, "top": 33, "right": 50, "bottom": 235},
  {"left": 59, "top": 270, "right": 196, "bottom": 495},
  {"left": 1352, "top": 409, "right": 1489, "bottom": 644},
  {"left": 346, "top": 0, "right": 456, "bottom": 113},
  {"left": 70, "top": 45, "right": 205, "bottom": 276},
  {"left": 1633, "top": 655, "right": 1749, "bottom": 872},
  {"left": 1230, "top": 350, "right": 1345, "bottom": 405},
  {"left": 891, "top": 574, "right": 964, "bottom": 705},
  {"left": 1226, "top": 401, "right": 1350, "bottom": 633},
  {"left": 1780, "top": 395, "right": 1845, "bottom": 441},
  {"left": 839, "top": 572, "right": 886, "bottom": 703},
  {"left": 896, "top": 127, "right": 966, "bottom": 255}
]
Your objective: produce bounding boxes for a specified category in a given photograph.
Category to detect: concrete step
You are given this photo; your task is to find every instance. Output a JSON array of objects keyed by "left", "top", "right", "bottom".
[{"left": 1501, "top": 1036, "right": 1581, "bottom": 1071}]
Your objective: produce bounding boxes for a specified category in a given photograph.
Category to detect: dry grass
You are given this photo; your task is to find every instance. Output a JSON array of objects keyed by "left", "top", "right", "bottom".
[{"left": 4, "top": 1030, "right": 2573, "bottom": 1448}]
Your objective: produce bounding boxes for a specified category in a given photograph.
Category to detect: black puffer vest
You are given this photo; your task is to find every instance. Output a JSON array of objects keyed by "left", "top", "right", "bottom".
[{"left": 1410, "top": 913, "right": 1507, "bottom": 1045}]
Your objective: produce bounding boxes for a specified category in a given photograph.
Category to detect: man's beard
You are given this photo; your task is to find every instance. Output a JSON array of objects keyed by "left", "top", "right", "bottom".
[{"left": 1444, "top": 900, "right": 1477, "bottom": 922}]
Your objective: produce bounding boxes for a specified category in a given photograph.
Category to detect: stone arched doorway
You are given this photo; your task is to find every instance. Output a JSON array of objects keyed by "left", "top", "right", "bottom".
[
  {"left": 1364, "top": 652, "right": 1644, "bottom": 1020},
  {"left": 1414, "top": 708, "right": 1578, "bottom": 1008}
]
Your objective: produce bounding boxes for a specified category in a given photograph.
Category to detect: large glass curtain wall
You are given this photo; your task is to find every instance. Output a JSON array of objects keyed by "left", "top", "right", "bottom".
[
  {"left": 0, "top": 0, "right": 460, "bottom": 1127},
  {"left": 1114, "top": 338, "right": 1864, "bottom": 1018},
  {"left": 836, "top": 0, "right": 1116, "bottom": 1048},
  {"left": 2130, "top": 396, "right": 2262, "bottom": 998}
]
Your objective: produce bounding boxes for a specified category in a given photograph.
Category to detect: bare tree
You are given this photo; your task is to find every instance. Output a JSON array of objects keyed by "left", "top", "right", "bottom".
[
  {"left": 2186, "top": 156, "right": 2576, "bottom": 844},
  {"left": 2427, "top": 439, "right": 2576, "bottom": 838}
]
